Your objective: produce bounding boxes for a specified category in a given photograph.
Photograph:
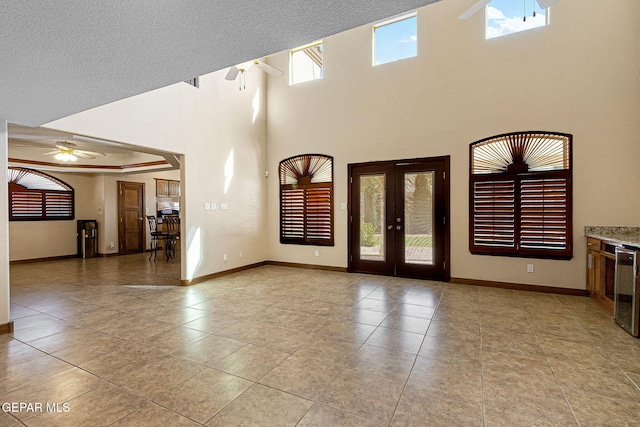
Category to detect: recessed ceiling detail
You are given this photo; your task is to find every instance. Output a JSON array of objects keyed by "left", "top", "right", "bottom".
[{"left": 8, "top": 124, "right": 179, "bottom": 174}]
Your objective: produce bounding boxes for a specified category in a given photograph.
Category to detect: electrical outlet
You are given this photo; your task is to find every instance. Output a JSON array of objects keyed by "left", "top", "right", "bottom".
[
  {"left": 239, "top": 251, "right": 243, "bottom": 258},
  {"left": 223, "top": 253, "right": 228, "bottom": 261},
  {"left": 110, "top": 242, "right": 115, "bottom": 249},
  {"left": 340, "top": 203, "right": 347, "bottom": 210},
  {"left": 315, "top": 250, "right": 319, "bottom": 257},
  {"left": 527, "top": 264, "right": 534, "bottom": 273}
]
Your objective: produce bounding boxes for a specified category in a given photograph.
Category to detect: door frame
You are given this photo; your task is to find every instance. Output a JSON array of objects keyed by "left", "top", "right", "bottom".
[{"left": 347, "top": 156, "right": 450, "bottom": 281}]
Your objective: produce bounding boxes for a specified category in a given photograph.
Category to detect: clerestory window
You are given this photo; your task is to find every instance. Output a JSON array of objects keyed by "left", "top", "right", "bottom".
[
  {"left": 279, "top": 154, "right": 333, "bottom": 246},
  {"left": 7, "top": 167, "right": 75, "bottom": 221},
  {"left": 290, "top": 41, "right": 323, "bottom": 85},
  {"left": 486, "top": 0, "right": 549, "bottom": 39},
  {"left": 373, "top": 12, "right": 417, "bottom": 66},
  {"left": 469, "top": 131, "right": 572, "bottom": 259}
]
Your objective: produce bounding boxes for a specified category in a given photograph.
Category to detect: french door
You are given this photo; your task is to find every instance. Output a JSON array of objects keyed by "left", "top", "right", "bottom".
[{"left": 348, "top": 157, "right": 450, "bottom": 281}]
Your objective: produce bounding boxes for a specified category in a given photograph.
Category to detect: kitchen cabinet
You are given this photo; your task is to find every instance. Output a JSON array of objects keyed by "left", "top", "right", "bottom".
[
  {"left": 586, "top": 238, "right": 600, "bottom": 294},
  {"left": 156, "top": 179, "right": 180, "bottom": 197},
  {"left": 586, "top": 237, "right": 614, "bottom": 313},
  {"left": 168, "top": 180, "right": 180, "bottom": 197}
]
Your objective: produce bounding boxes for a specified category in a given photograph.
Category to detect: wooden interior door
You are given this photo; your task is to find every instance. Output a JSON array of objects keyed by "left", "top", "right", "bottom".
[
  {"left": 349, "top": 157, "right": 450, "bottom": 281},
  {"left": 118, "top": 181, "right": 145, "bottom": 254}
]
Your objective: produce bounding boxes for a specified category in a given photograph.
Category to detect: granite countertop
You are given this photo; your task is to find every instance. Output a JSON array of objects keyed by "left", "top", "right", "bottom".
[{"left": 584, "top": 226, "right": 640, "bottom": 249}]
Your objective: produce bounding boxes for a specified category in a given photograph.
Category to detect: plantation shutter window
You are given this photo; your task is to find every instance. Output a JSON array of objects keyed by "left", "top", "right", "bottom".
[
  {"left": 469, "top": 132, "right": 572, "bottom": 259},
  {"left": 279, "top": 154, "right": 334, "bottom": 246},
  {"left": 7, "top": 167, "right": 75, "bottom": 221}
]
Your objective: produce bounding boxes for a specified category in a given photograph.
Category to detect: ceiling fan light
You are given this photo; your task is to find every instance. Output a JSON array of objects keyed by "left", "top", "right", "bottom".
[{"left": 55, "top": 152, "right": 77, "bottom": 162}]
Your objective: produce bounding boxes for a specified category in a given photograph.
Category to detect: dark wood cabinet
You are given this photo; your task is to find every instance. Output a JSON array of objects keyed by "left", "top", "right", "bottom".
[{"left": 586, "top": 237, "right": 614, "bottom": 313}]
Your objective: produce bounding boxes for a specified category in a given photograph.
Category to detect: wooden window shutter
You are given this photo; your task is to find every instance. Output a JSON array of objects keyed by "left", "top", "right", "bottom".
[
  {"left": 472, "top": 178, "right": 515, "bottom": 249},
  {"left": 519, "top": 174, "right": 570, "bottom": 252},
  {"left": 10, "top": 191, "right": 44, "bottom": 219},
  {"left": 281, "top": 188, "right": 305, "bottom": 239},
  {"left": 44, "top": 191, "right": 74, "bottom": 218},
  {"left": 279, "top": 154, "right": 334, "bottom": 246},
  {"left": 305, "top": 185, "right": 332, "bottom": 241},
  {"left": 469, "top": 132, "right": 572, "bottom": 259}
]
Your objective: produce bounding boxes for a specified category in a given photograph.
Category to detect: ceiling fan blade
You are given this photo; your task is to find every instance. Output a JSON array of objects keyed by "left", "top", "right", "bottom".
[
  {"left": 536, "top": 0, "right": 559, "bottom": 8},
  {"left": 73, "top": 152, "right": 96, "bottom": 159},
  {"left": 76, "top": 149, "right": 106, "bottom": 157},
  {"left": 254, "top": 60, "right": 284, "bottom": 77},
  {"left": 459, "top": 0, "right": 491, "bottom": 20},
  {"left": 42, "top": 150, "right": 59, "bottom": 156},
  {"left": 225, "top": 67, "right": 239, "bottom": 80}
]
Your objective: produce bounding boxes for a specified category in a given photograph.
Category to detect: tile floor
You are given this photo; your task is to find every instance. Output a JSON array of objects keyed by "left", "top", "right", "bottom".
[{"left": 3, "top": 254, "right": 640, "bottom": 426}]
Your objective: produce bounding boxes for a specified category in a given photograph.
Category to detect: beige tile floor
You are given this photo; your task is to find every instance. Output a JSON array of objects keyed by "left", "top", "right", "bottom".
[{"left": 3, "top": 253, "right": 640, "bottom": 426}]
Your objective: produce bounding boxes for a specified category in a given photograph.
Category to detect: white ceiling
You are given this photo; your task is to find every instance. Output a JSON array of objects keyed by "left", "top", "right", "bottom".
[{"left": 1, "top": 0, "right": 441, "bottom": 128}]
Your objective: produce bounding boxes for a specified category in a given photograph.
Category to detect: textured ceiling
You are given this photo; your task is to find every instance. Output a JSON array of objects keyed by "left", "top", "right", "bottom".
[{"left": 1, "top": 0, "right": 441, "bottom": 127}]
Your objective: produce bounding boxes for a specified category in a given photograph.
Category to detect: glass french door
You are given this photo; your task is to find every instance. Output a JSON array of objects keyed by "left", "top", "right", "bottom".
[{"left": 348, "top": 157, "right": 449, "bottom": 281}]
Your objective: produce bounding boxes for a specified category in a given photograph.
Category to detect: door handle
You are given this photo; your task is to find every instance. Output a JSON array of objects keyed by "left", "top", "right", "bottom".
[
  {"left": 396, "top": 225, "right": 401, "bottom": 230},
  {"left": 387, "top": 225, "right": 393, "bottom": 230},
  {"left": 138, "top": 217, "right": 143, "bottom": 220}
]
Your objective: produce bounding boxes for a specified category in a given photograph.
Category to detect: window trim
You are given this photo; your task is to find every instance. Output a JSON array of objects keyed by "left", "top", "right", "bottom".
[
  {"left": 469, "top": 131, "right": 572, "bottom": 260},
  {"left": 8, "top": 168, "right": 75, "bottom": 221},
  {"left": 279, "top": 154, "right": 334, "bottom": 246}
]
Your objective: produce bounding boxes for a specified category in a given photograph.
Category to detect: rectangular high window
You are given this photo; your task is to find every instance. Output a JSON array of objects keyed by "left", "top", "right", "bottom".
[
  {"left": 290, "top": 41, "right": 323, "bottom": 85},
  {"left": 373, "top": 13, "right": 417, "bottom": 66},
  {"left": 486, "top": 0, "right": 548, "bottom": 39}
]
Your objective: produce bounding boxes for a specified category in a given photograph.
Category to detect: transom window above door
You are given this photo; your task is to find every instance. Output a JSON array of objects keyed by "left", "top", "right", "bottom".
[{"left": 469, "top": 131, "right": 572, "bottom": 259}]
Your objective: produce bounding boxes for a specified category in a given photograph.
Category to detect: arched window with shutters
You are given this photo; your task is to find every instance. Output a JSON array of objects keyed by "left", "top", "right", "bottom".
[
  {"left": 7, "top": 167, "right": 75, "bottom": 221},
  {"left": 279, "top": 154, "right": 334, "bottom": 246},
  {"left": 469, "top": 131, "right": 572, "bottom": 259}
]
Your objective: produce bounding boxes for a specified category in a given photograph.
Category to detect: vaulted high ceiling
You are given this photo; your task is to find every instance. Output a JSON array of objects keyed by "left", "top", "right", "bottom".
[{"left": 1, "top": 0, "right": 441, "bottom": 127}]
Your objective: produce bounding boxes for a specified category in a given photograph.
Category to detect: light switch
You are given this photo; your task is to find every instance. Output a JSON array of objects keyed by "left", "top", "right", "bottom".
[
  {"left": 204, "top": 202, "right": 211, "bottom": 211},
  {"left": 211, "top": 203, "right": 217, "bottom": 210},
  {"left": 340, "top": 203, "right": 347, "bottom": 210},
  {"left": 221, "top": 203, "right": 228, "bottom": 210}
]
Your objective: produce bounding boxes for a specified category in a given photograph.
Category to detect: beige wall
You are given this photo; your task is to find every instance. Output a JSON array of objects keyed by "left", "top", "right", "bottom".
[
  {"left": 46, "top": 70, "right": 269, "bottom": 281},
  {"left": 265, "top": 0, "right": 640, "bottom": 289},
  {"left": 21, "top": 0, "right": 640, "bottom": 290}
]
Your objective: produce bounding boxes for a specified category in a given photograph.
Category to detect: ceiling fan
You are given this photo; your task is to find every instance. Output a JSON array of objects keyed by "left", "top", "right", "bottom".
[
  {"left": 225, "top": 59, "right": 283, "bottom": 90},
  {"left": 459, "top": 0, "right": 559, "bottom": 20},
  {"left": 43, "top": 141, "right": 107, "bottom": 162}
]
